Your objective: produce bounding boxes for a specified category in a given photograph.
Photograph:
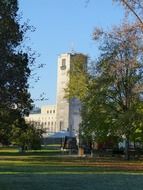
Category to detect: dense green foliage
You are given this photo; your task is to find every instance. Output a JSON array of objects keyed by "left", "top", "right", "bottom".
[
  {"left": 81, "top": 23, "right": 143, "bottom": 159},
  {"left": 86, "top": 24, "right": 143, "bottom": 154},
  {"left": 0, "top": 0, "right": 43, "bottom": 149},
  {"left": 0, "top": 0, "right": 32, "bottom": 112},
  {"left": 11, "top": 120, "right": 45, "bottom": 151},
  {"left": 66, "top": 24, "right": 143, "bottom": 159},
  {"left": 65, "top": 53, "right": 88, "bottom": 101}
]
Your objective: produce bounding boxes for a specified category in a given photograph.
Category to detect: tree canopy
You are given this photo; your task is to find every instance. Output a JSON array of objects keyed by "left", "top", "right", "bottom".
[
  {"left": 0, "top": 0, "right": 32, "bottom": 113},
  {"left": 0, "top": 0, "right": 43, "bottom": 148}
]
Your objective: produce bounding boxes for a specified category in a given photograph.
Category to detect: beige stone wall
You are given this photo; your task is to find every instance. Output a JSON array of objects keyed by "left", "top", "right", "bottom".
[
  {"left": 56, "top": 53, "right": 86, "bottom": 136},
  {"left": 25, "top": 105, "right": 57, "bottom": 133},
  {"left": 56, "top": 53, "right": 71, "bottom": 131},
  {"left": 25, "top": 53, "right": 87, "bottom": 137}
]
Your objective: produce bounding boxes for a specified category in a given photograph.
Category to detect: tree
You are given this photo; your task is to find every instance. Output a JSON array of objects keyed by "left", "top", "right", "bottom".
[
  {"left": 11, "top": 120, "right": 45, "bottom": 152},
  {"left": 0, "top": 0, "right": 34, "bottom": 146},
  {"left": 0, "top": 0, "right": 32, "bottom": 113},
  {"left": 65, "top": 53, "right": 88, "bottom": 101},
  {"left": 86, "top": 1, "right": 143, "bottom": 29},
  {"left": 114, "top": 0, "right": 143, "bottom": 28},
  {"left": 0, "top": 108, "right": 21, "bottom": 145},
  {"left": 81, "top": 23, "right": 143, "bottom": 160}
]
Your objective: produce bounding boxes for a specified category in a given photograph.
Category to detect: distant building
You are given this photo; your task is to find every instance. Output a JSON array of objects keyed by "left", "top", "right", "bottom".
[
  {"left": 25, "top": 52, "right": 87, "bottom": 137},
  {"left": 25, "top": 105, "right": 57, "bottom": 134}
]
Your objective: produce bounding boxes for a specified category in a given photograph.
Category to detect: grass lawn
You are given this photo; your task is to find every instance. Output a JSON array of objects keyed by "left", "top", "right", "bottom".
[{"left": 0, "top": 147, "right": 143, "bottom": 190}]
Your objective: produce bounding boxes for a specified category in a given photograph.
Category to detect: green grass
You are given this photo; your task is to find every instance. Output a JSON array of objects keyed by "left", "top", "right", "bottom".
[
  {"left": 0, "top": 174, "right": 143, "bottom": 190},
  {"left": 0, "top": 148, "right": 143, "bottom": 189}
]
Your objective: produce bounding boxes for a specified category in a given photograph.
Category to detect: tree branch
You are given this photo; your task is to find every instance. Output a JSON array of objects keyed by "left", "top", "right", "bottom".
[{"left": 121, "top": 0, "right": 143, "bottom": 27}]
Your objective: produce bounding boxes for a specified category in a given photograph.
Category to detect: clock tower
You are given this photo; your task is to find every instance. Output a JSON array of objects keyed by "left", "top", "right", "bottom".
[
  {"left": 56, "top": 53, "right": 87, "bottom": 137},
  {"left": 56, "top": 53, "right": 71, "bottom": 132}
]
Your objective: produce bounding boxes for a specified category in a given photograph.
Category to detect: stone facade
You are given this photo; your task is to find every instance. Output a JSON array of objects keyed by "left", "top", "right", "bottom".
[
  {"left": 25, "top": 53, "right": 87, "bottom": 137},
  {"left": 25, "top": 105, "right": 57, "bottom": 134}
]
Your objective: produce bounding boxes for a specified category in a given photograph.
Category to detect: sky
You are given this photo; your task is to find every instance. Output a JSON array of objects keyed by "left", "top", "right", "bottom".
[{"left": 18, "top": 0, "right": 124, "bottom": 107}]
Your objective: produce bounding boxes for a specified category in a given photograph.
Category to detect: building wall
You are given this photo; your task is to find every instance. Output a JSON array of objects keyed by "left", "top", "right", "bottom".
[
  {"left": 56, "top": 53, "right": 87, "bottom": 137},
  {"left": 69, "top": 98, "right": 82, "bottom": 137},
  {"left": 25, "top": 105, "right": 57, "bottom": 134},
  {"left": 25, "top": 52, "right": 87, "bottom": 137},
  {"left": 56, "top": 53, "right": 71, "bottom": 132}
]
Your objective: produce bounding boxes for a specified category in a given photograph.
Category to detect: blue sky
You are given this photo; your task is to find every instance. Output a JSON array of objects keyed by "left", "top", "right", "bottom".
[{"left": 19, "top": 0, "right": 124, "bottom": 107}]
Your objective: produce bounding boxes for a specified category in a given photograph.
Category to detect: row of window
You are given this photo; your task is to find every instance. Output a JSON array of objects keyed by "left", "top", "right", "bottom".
[
  {"left": 33, "top": 121, "right": 56, "bottom": 126},
  {"left": 47, "top": 121, "right": 56, "bottom": 126},
  {"left": 47, "top": 110, "right": 55, "bottom": 114}
]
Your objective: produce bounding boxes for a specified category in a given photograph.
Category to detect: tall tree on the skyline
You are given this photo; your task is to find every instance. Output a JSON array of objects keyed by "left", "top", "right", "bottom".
[
  {"left": 0, "top": 0, "right": 34, "bottom": 145},
  {"left": 0, "top": 0, "right": 33, "bottom": 113},
  {"left": 81, "top": 23, "right": 143, "bottom": 160}
]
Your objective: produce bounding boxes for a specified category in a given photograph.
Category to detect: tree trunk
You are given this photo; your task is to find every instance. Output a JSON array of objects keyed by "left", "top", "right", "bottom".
[{"left": 124, "top": 138, "right": 130, "bottom": 160}]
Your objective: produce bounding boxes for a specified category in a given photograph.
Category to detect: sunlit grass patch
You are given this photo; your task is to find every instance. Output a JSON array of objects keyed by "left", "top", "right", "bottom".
[{"left": 0, "top": 149, "right": 143, "bottom": 190}]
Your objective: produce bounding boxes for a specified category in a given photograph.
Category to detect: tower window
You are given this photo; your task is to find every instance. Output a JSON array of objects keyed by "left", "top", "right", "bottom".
[
  {"left": 62, "top": 59, "right": 66, "bottom": 65},
  {"left": 60, "top": 59, "right": 66, "bottom": 70}
]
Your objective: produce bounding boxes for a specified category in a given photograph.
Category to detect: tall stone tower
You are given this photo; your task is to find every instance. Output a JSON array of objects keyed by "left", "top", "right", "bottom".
[{"left": 56, "top": 53, "right": 87, "bottom": 137}]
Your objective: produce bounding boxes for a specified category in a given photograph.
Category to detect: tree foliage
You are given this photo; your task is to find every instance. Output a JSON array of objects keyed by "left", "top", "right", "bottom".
[
  {"left": 80, "top": 23, "right": 143, "bottom": 159},
  {"left": 0, "top": 0, "right": 32, "bottom": 113},
  {"left": 11, "top": 120, "right": 45, "bottom": 151},
  {"left": 0, "top": 0, "right": 40, "bottom": 148},
  {"left": 65, "top": 54, "right": 88, "bottom": 101}
]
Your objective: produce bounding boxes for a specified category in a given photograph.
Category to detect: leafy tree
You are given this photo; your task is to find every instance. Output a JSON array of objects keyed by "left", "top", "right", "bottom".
[
  {"left": 11, "top": 120, "right": 45, "bottom": 152},
  {"left": 65, "top": 54, "right": 88, "bottom": 101},
  {"left": 0, "top": 108, "right": 21, "bottom": 145},
  {"left": 0, "top": 0, "right": 35, "bottom": 146},
  {"left": 81, "top": 23, "right": 143, "bottom": 159},
  {"left": 0, "top": 0, "right": 32, "bottom": 113}
]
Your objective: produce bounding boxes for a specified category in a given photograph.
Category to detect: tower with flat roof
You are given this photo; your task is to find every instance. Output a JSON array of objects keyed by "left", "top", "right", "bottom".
[
  {"left": 56, "top": 53, "right": 87, "bottom": 137},
  {"left": 25, "top": 52, "right": 87, "bottom": 137}
]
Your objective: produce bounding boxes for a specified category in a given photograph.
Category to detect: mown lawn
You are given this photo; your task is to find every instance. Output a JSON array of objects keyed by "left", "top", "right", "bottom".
[
  {"left": 0, "top": 148, "right": 143, "bottom": 190},
  {"left": 1, "top": 174, "right": 143, "bottom": 190}
]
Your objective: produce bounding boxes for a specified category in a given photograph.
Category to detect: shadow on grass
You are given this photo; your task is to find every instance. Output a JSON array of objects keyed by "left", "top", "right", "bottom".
[{"left": 0, "top": 174, "right": 143, "bottom": 190}]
